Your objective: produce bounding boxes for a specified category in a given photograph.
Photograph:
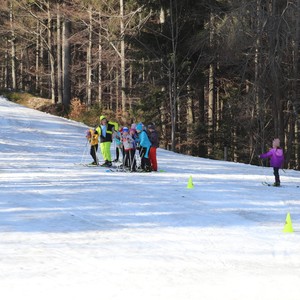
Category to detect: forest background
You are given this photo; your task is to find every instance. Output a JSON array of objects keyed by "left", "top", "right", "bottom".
[{"left": 0, "top": 0, "right": 300, "bottom": 169}]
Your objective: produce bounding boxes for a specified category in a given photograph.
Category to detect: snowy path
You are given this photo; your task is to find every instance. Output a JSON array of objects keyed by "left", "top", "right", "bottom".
[{"left": 1, "top": 97, "right": 300, "bottom": 300}]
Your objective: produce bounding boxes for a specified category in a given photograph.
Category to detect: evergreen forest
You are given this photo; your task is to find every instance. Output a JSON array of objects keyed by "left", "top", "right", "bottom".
[{"left": 1, "top": 0, "right": 300, "bottom": 169}]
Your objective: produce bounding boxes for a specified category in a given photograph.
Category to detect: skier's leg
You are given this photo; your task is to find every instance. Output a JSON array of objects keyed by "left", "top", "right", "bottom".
[
  {"left": 91, "top": 145, "right": 98, "bottom": 164},
  {"left": 100, "top": 142, "right": 106, "bottom": 162},
  {"left": 149, "top": 147, "right": 157, "bottom": 171},
  {"left": 105, "top": 142, "right": 112, "bottom": 163},
  {"left": 273, "top": 167, "right": 280, "bottom": 185}
]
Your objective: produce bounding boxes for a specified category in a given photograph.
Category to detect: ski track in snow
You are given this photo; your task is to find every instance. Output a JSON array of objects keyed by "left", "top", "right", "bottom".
[{"left": 1, "top": 96, "right": 300, "bottom": 300}]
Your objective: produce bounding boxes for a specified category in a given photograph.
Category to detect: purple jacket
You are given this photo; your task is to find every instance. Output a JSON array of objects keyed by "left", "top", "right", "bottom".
[{"left": 260, "top": 148, "right": 284, "bottom": 168}]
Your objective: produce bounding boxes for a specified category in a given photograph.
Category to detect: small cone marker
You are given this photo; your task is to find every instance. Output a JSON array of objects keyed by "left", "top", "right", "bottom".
[
  {"left": 283, "top": 212, "right": 294, "bottom": 233},
  {"left": 187, "top": 176, "right": 194, "bottom": 189}
]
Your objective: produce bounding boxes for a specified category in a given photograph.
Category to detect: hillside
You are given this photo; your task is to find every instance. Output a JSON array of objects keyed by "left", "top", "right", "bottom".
[{"left": 0, "top": 96, "right": 300, "bottom": 300}]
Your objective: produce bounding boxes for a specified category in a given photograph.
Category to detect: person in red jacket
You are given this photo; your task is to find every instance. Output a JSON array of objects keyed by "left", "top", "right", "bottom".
[{"left": 147, "top": 124, "right": 159, "bottom": 171}]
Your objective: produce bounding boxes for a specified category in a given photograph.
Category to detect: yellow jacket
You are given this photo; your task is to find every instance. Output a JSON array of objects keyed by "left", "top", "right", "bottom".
[{"left": 87, "top": 129, "right": 99, "bottom": 146}]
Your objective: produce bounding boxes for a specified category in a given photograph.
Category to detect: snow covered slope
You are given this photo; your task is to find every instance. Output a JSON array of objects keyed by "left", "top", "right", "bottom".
[{"left": 1, "top": 96, "right": 300, "bottom": 300}]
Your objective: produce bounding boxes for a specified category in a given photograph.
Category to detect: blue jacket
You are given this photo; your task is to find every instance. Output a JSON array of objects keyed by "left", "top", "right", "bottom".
[{"left": 137, "top": 130, "right": 151, "bottom": 158}]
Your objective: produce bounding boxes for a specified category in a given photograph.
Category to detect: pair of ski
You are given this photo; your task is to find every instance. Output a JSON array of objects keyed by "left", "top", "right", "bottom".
[
  {"left": 262, "top": 181, "right": 299, "bottom": 188},
  {"left": 262, "top": 181, "right": 280, "bottom": 187},
  {"left": 79, "top": 161, "right": 116, "bottom": 167},
  {"left": 77, "top": 163, "right": 99, "bottom": 167},
  {"left": 107, "top": 166, "right": 143, "bottom": 173}
]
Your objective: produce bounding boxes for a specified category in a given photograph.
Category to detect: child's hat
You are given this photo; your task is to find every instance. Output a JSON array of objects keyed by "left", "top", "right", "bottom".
[
  {"left": 273, "top": 138, "right": 280, "bottom": 148},
  {"left": 86, "top": 129, "right": 91, "bottom": 136},
  {"left": 100, "top": 115, "right": 107, "bottom": 121},
  {"left": 123, "top": 127, "right": 129, "bottom": 132},
  {"left": 136, "top": 123, "right": 143, "bottom": 131}
]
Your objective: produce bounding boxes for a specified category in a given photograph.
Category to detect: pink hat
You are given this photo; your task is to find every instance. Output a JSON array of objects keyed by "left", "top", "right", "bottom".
[{"left": 273, "top": 138, "right": 280, "bottom": 148}]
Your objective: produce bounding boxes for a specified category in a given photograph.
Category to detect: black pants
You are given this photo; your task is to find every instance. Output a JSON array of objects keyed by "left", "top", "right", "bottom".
[
  {"left": 90, "top": 144, "right": 98, "bottom": 164},
  {"left": 124, "top": 149, "right": 136, "bottom": 171},
  {"left": 139, "top": 147, "right": 151, "bottom": 171},
  {"left": 115, "top": 147, "right": 120, "bottom": 161},
  {"left": 273, "top": 167, "right": 280, "bottom": 184},
  {"left": 116, "top": 146, "right": 124, "bottom": 161}
]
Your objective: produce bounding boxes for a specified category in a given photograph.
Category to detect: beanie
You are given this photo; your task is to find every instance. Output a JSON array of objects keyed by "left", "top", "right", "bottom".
[
  {"left": 100, "top": 115, "right": 106, "bottom": 121},
  {"left": 136, "top": 124, "right": 143, "bottom": 131},
  {"left": 86, "top": 129, "right": 91, "bottom": 138},
  {"left": 273, "top": 138, "right": 280, "bottom": 148},
  {"left": 130, "top": 128, "right": 136, "bottom": 134},
  {"left": 123, "top": 127, "right": 129, "bottom": 132}
]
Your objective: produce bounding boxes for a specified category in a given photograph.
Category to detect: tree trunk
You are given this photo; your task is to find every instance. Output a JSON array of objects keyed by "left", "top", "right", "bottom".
[
  {"left": 97, "top": 11, "right": 102, "bottom": 105},
  {"left": 120, "top": 0, "right": 126, "bottom": 112},
  {"left": 115, "top": 67, "right": 119, "bottom": 110},
  {"left": 47, "top": 2, "right": 55, "bottom": 103},
  {"left": 57, "top": 4, "right": 62, "bottom": 104},
  {"left": 19, "top": 49, "right": 23, "bottom": 91},
  {"left": 169, "top": 0, "right": 178, "bottom": 152},
  {"left": 208, "top": 63, "right": 215, "bottom": 155},
  {"left": 62, "top": 18, "right": 71, "bottom": 108},
  {"left": 9, "top": 1, "right": 17, "bottom": 91},
  {"left": 35, "top": 21, "right": 40, "bottom": 93},
  {"left": 207, "top": 13, "right": 216, "bottom": 156},
  {"left": 4, "top": 43, "right": 9, "bottom": 89},
  {"left": 86, "top": 5, "right": 93, "bottom": 107},
  {"left": 254, "top": 0, "right": 267, "bottom": 158}
]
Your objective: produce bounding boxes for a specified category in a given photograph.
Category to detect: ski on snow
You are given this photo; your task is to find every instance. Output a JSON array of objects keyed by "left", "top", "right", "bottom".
[
  {"left": 262, "top": 181, "right": 299, "bottom": 188},
  {"left": 262, "top": 181, "right": 279, "bottom": 187},
  {"left": 76, "top": 163, "right": 100, "bottom": 167}
]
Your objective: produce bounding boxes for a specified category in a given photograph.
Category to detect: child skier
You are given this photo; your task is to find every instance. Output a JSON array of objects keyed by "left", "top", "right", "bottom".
[
  {"left": 113, "top": 127, "right": 123, "bottom": 162},
  {"left": 86, "top": 128, "right": 99, "bottom": 165},
  {"left": 121, "top": 127, "right": 136, "bottom": 172},
  {"left": 136, "top": 123, "right": 152, "bottom": 172},
  {"left": 259, "top": 138, "right": 284, "bottom": 186}
]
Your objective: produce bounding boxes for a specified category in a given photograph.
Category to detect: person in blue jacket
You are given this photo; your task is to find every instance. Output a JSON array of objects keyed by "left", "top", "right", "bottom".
[{"left": 136, "top": 123, "right": 152, "bottom": 172}]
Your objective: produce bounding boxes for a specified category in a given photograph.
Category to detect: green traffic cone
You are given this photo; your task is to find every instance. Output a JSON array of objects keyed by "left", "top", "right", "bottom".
[
  {"left": 187, "top": 176, "right": 194, "bottom": 189},
  {"left": 283, "top": 212, "right": 294, "bottom": 233}
]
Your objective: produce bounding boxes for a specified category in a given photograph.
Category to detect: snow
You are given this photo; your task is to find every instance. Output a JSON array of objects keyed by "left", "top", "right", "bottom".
[{"left": 0, "top": 96, "right": 300, "bottom": 300}]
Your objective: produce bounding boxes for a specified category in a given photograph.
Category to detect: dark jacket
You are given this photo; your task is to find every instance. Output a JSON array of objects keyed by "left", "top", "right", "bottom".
[{"left": 148, "top": 130, "right": 159, "bottom": 148}]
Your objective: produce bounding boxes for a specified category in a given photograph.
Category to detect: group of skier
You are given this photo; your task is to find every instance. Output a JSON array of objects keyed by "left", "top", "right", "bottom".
[
  {"left": 85, "top": 115, "right": 159, "bottom": 172},
  {"left": 86, "top": 115, "right": 285, "bottom": 184}
]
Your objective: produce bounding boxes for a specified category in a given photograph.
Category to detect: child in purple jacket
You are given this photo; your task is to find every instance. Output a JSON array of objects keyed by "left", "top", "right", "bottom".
[{"left": 259, "top": 138, "right": 284, "bottom": 186}]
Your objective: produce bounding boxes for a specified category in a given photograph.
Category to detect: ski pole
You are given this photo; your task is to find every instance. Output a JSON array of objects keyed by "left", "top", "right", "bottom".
[
  {"left": 128, "top": 149, "right": 136, "bottom": 172},
  {"left": 80, "top": 140, "right": 89, "bottom": 165}
]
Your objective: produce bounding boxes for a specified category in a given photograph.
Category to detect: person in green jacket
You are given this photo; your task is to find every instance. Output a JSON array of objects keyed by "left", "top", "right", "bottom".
[{"left": 95, "top": 115, "right": 118, "bottom": 167}]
